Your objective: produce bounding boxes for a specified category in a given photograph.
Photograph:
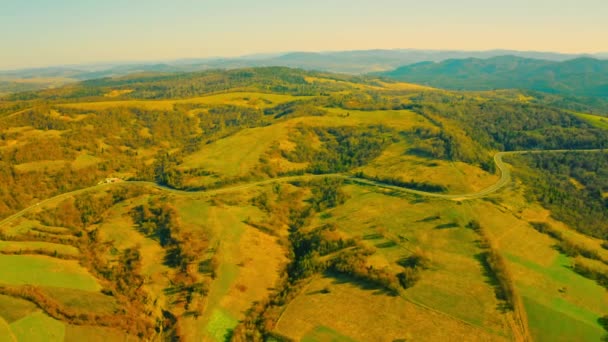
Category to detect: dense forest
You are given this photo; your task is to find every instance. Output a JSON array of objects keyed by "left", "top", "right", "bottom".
[
  {"left": 513, "top": 152, "right": 608, "bottom": 239},
  {"left": 283, "top": 125, "right": 394, "bottom": 174},
  {"left": 378, "top": 56, "right": 608, "bottom": 99},
  {"left": 410, "top": 93, "right": 608, "bottom": 152}
]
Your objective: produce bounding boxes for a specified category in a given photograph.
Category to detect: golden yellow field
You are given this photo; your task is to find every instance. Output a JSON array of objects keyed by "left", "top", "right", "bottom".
[{"left": 59, "top": 92, "right": 305, "bottom": 111}]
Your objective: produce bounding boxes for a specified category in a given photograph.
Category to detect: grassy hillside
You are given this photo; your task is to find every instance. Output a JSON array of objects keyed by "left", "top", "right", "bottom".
[{"left": 0, "top": 67, "right": 607, "bottom": 341}]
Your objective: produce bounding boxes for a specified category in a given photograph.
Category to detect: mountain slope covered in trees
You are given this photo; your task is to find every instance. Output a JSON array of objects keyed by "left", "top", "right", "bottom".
[{"left": 379, "top": 56, "right": 608, "bottom": 99}]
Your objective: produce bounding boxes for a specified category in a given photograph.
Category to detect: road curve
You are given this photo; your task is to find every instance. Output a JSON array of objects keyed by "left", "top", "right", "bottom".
[{"left": 0, "top": 149, "right": 605, "bottom": 229}]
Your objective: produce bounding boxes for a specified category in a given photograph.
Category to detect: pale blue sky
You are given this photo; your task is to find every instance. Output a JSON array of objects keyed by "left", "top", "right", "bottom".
[{"left": 1, "top": 0, "right": 606, "bottom": 69}]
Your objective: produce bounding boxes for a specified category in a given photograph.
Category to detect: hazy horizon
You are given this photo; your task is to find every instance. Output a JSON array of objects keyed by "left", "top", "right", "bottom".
[
  {"left": 2, "top": 0, "right": 607, "bottom": 69},
  {"left": 2, "top": 47, "right": 607, "bottom": 73}
]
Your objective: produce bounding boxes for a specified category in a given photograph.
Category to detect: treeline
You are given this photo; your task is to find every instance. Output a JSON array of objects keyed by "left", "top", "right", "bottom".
[
  {"left": 231, "top": 178, "right": 426, "bottom": 341},
  {"left": 0, "top": 162, "right": 106, "bottom": 220},
  {"left": 23, "top": 186, "right": 208, "bottom": 338},
  {"left": 0, "top": 284, "right": 151, "bottom": 337},
  {"left": 530, "top": 220, "right": 608, "bottom": 293},
  {"left": 407, "top": 126, "right": 457, "bottom": 161},
  {"left": 284, "top": 125, "right": 393, "bottom": 173},
  {"left": 289, "top": 223, "right": 357, "bottom": 280},
  {"left": 599, "top": 315, "right": 608, "bottom": 335},
  {"left": 529, "top": 222, "right": 607, "bottom": 265},
  {"left": 467, "top": 220, "right": 518, "bottom": 310},
  {"left": 1, "top": 106, "right": 72, "bottom": 131},
  {"left": 515, "top": 152, "right": 608, "bottom": 239},
  {"left": 131, "top": 200, "right": 181, "bottom": 248},
  {"left": 233, "top": 179, "right": 352, "bottom": 340},
  {"left": 51, "top": 106, "right": 200, "bottom": 149},
  {"left": 322, "top": 91, "right": 409, "bottom": 111},
  {"left": 0, "top": 247, "right": 77, "bottom": 260},
  {"left": 0, "top": 99, "right": 41, "bottom": 116},
  {"left": 2, "top": 137, "right": 75, "bottom": 164},
  {"left": 0, "top": 223, "right": 78, "bottom": 247},
  {"left": 263, "top": 100, "right": 326, "bottom": 119},
  {"left": 309, "top": 177, "right": 350, "bottom": 211},
  {"left": 329, "top": 247, "right": 429, "bottom": 293},
  {"left": 79, "top": 245, "right": 164, "bottom": 338},
  {"left": 34, "top": 186, "right": 147, "bottom": 229},
  {"left": 329, "top": 247, "right": 400, "bottom": 293},
  {"left": 572, "top": 261, "right": 608, "bottom": 290},
  {"left": 406, "top": 125, "right": 498, "bottom": 173},
  {"left": 17, "top": 187, "right": 164, "bottom": 338},
  {"left": 205, "top": 104, "right": 265, "bottom": 132},
  {"left": 289, "top": 178, "right": 426, "bottom": 293},
  {"left": 466, "top": 219, "right": 532, "bottom": 342},
  {"left": 396, "top": 251, "right": 431, "bottom": 289},
  {"left": 410, "top": 94, "right": 608, "bottom": 151},
  {"left": 528, "top": 91, "right": 608, "bottom": 116},
  {"left": 130, "top": 198, "right": 209, "bottom": 313},
  {"left": 354, "top": 171, "right": 448, "bottom": 193},
  {"left": 247, "top": 183, "right": 306, "bottom": 236},
  {"left": 402, "top": 107, "right": 494, "bottom": 169}
]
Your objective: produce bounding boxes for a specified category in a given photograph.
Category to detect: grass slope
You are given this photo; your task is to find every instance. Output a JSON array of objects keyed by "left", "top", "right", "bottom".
[
  {"left": 64, "top": 325, "right": 136, "bottom": 342},
  {"left": 0, "top": 295, "right": 37, "bottom": 324},
  {"left": 182, "top": 107, "right": 430, "bottom": 179},
  {"left": 275, "top": 276, "right": 508, "bottom": 342},
  {"left": 176, "top": 199, "right": 286, "bottom": 341},
  {"left": 356, "top": 141, "right": 499, "bottom": 194},
  {"left": 0, "top": 317, "right": 16, "bottom": 342},
  {"left": 0, "top": 240, "right": 79, "bottom": 257},
  {"left": 574, "top": 112, "right": 608, "bottom": 130},
  {"left": 275, "top": 184, "right": 511, "bottom": 340},
  {"left": 0, "top": 255, "right": 100, "bottom": 291},
  {"left": 472, "top": 200, "right": 608, "bottom": 341},
  {"left": 9, "top": 311, "right": 65, "bottom": 342}
]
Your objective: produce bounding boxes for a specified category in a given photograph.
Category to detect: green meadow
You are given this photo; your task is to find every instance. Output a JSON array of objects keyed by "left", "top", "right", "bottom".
[{"left": 0, "top": 255, "right": 99, "bottom": 291}]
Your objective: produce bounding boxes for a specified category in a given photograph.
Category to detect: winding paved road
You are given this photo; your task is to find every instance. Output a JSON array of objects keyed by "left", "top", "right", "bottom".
[{"left": 0, "top": 149, "right": 604, "bottom": 229}]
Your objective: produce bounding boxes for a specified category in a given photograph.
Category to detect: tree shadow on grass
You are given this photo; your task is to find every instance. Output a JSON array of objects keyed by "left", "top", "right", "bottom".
[
  {"left": 305, "top": 288, "right": 332, "bottom": 296},
  {"left": 321, "top": 271, "right": 396, "bottom": 296},
  {"left": 223, "top": 329, "right": 234, "bottom": 342},
  {"left": 362, "top": 233, "right": 383, "bottom": 240},
  {"left": 375, "top": 240, "right": 398, "bottom": 248},
  {"left": 434, "top": 222, "right": 460, "bottom": 229},
  {"left": 416, "top": 215, "right": 441, "bottom": 223},
  {"left": 473, "top": 252, "right": 511, "bottom": 313}
]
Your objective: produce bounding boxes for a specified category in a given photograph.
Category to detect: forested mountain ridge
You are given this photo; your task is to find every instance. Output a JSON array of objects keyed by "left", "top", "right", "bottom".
[{"left": 378, "top": 56, "right": 608, "bottom": 99}]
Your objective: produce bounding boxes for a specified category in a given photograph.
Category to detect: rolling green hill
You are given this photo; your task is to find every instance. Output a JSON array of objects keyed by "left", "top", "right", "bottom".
[{"left": 0, "top": 68, "right": 607, "bottom": 341}]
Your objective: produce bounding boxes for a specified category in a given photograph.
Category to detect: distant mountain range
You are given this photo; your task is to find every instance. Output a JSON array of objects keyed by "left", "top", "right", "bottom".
[
  {"left": 2, "top": 49, "right": 606, "bottom": 78},
  {"left": 377, "top": 56, "right": 608, "bottom": 98},
  {"left": 1, "top": 49, "right": 607, "bottom": 97}
]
